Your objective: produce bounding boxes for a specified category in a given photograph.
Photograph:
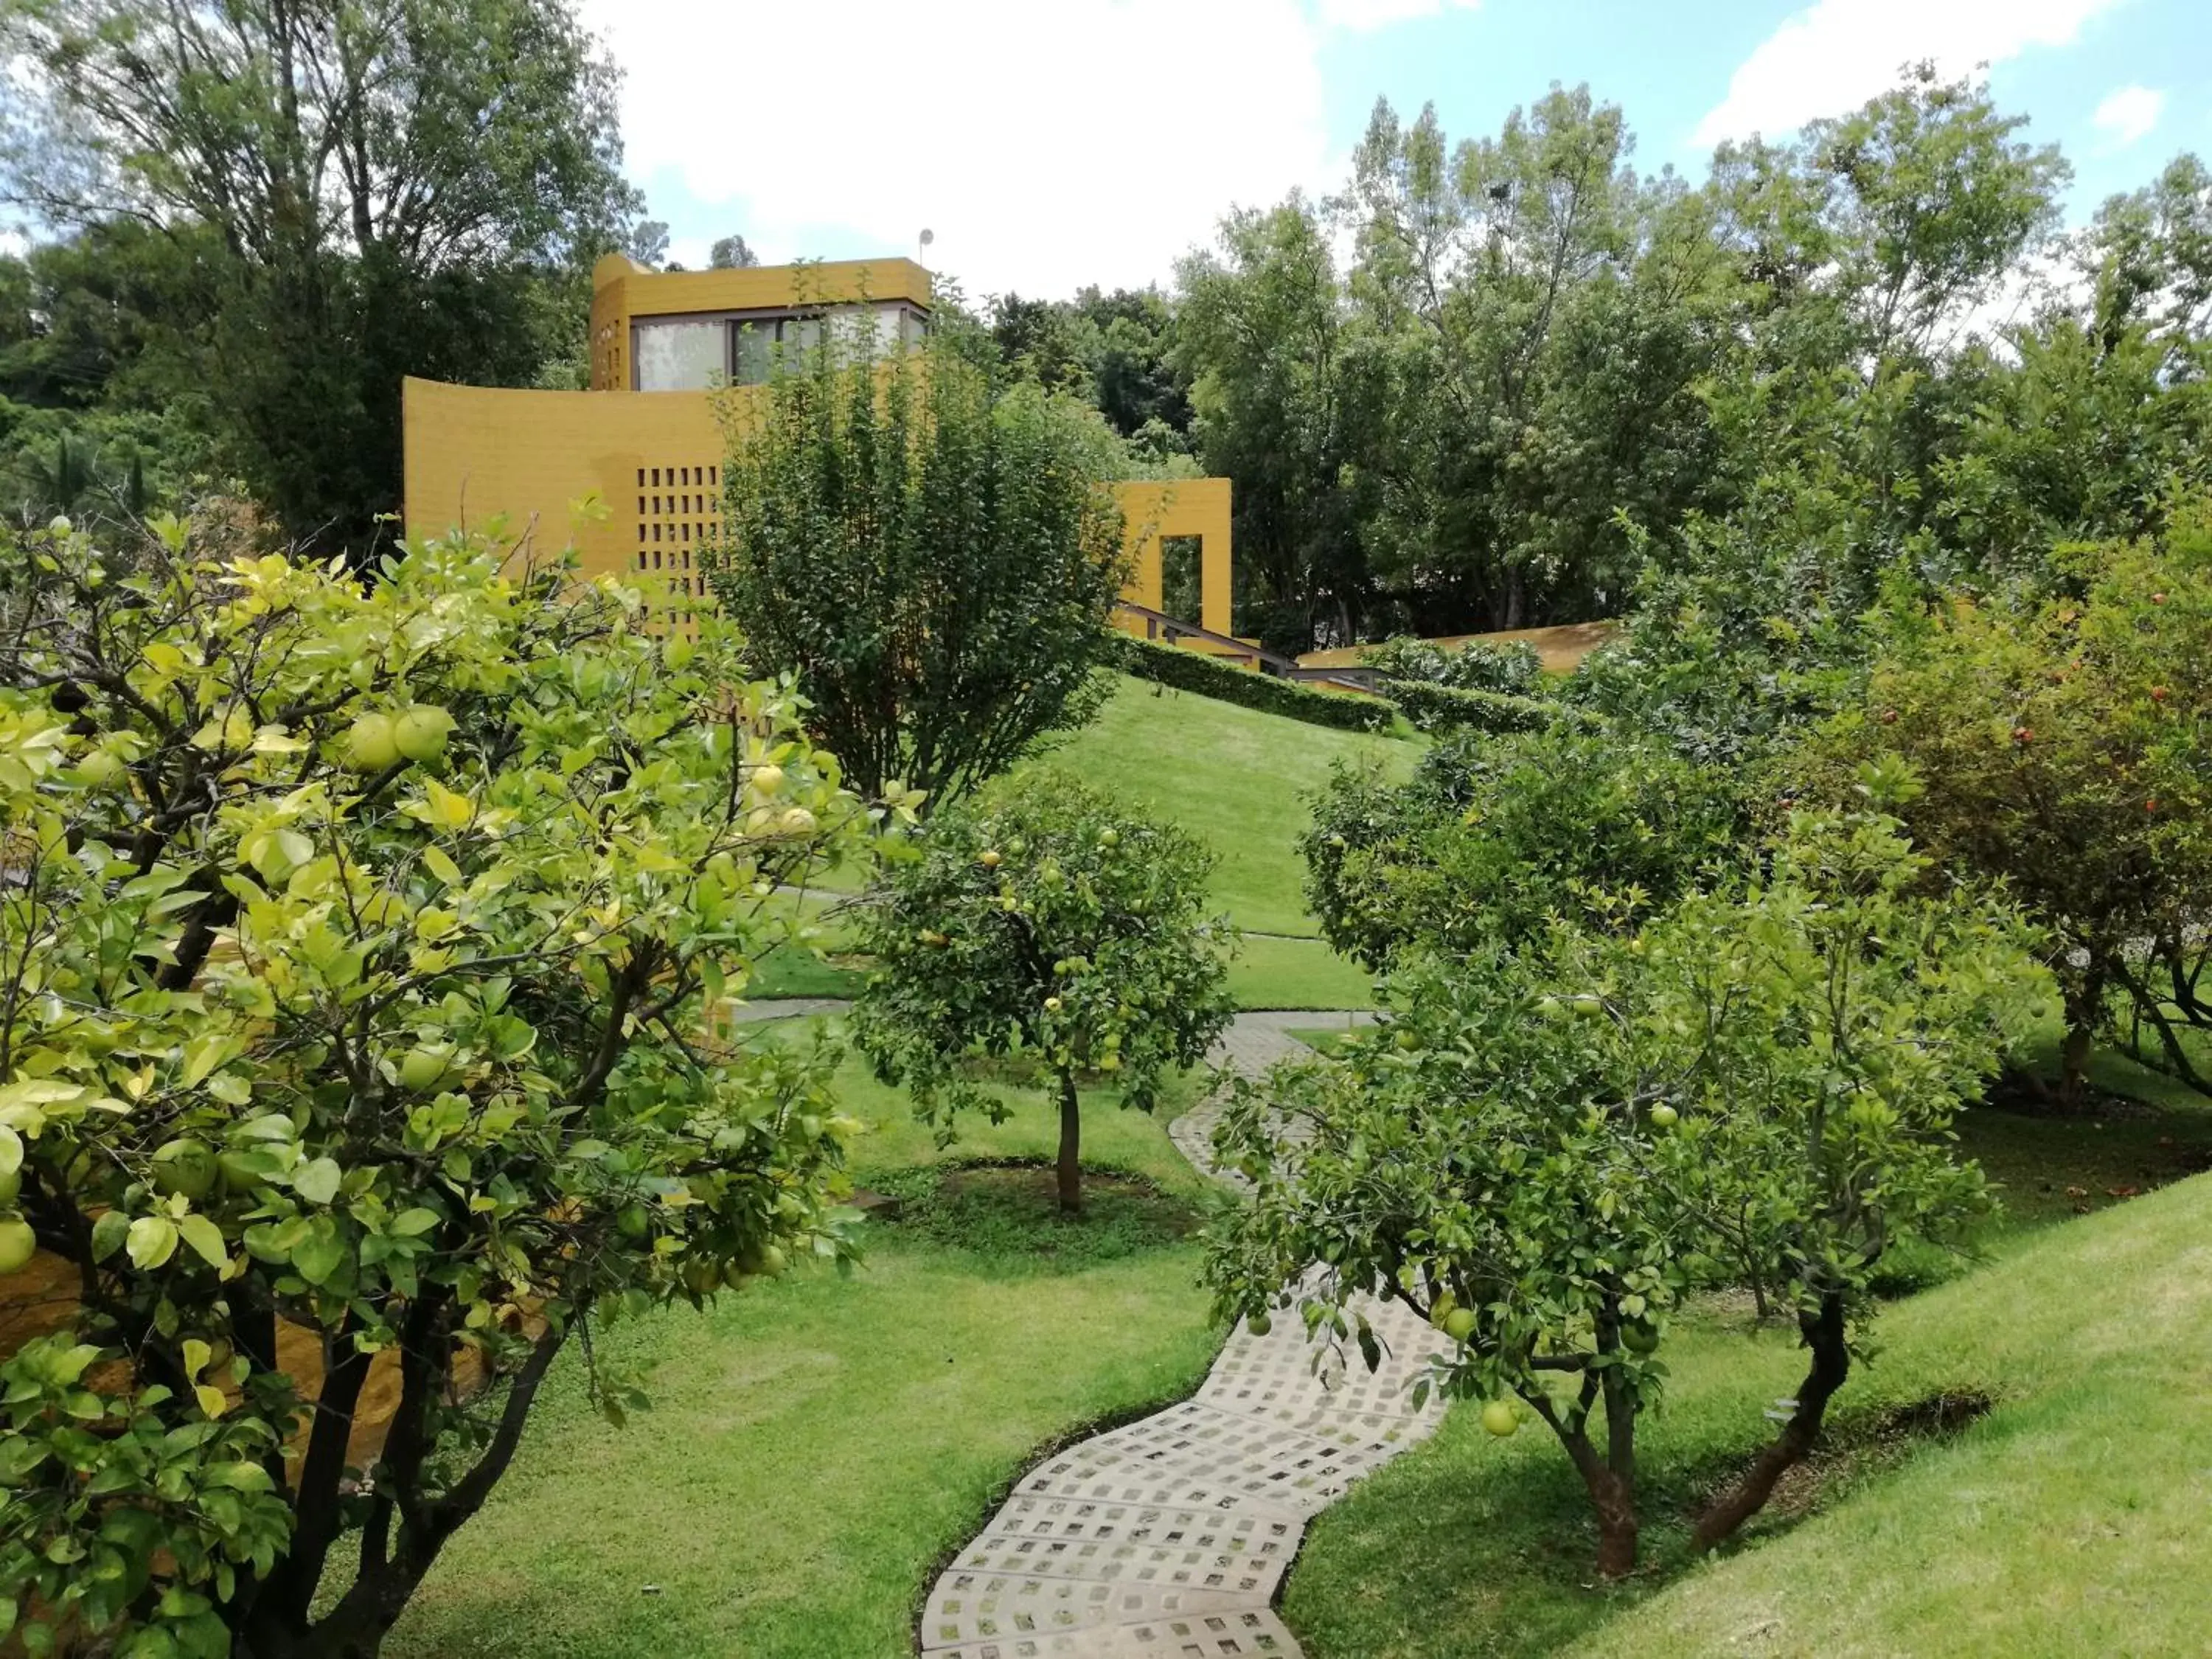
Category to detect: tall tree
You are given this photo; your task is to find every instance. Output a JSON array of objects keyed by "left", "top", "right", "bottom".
[
  {"left": 0, "top": 0, "right": 645, "bottom": 548},
  {"left": 1342, "top": 86, "right": 1731, "bottom": 633},
  {"left": 1176, "top": 195, "right": 1382, "bottom": 653}
]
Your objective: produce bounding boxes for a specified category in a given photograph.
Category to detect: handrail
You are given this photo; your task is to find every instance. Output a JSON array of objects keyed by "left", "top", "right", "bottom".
[{"left": 1113, "top": 603, "right": 1378, "bottom": 696}]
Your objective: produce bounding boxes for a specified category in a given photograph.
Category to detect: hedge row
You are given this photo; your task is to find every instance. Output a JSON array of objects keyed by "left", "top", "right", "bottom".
[
  {"left": 1378, "top": 676, "right": 1596, "bottom": 737},
  {"left": 1117, "top": 635, "right": 1397, "bottom": 733}
]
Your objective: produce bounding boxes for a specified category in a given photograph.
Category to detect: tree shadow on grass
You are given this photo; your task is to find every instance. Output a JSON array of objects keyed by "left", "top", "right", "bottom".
[{"left": 862, "top": 1159, "right": 1210, "bottom": 1275}]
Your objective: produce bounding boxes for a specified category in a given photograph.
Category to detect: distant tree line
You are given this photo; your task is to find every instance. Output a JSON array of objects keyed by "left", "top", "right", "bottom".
[{"left": 4, "top": 31, "right": 2209, "bottom": 658}]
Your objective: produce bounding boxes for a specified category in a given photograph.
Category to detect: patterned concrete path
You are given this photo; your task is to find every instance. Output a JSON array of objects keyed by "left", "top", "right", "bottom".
[{"left": 917, "top": 1009, "right": 1453, "bottom": 1659}]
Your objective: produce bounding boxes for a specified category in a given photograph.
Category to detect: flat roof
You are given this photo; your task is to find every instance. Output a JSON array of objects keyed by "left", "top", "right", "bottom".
[{"left": 592, "top": 254, "right": 933, "bottom": 317}]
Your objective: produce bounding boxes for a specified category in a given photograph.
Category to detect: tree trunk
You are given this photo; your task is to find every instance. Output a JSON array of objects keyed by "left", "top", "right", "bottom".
[
  {"left": 1590, "top": 1467, "right": 1640, "bottom": 1579},
  {"left": 1693, "top": 1290, "right": 1848, "bottom": 1551},
  {"left": 2055, "top": 965, "right": 2107, "bottom": 1109},
  {"left": 1056, "top": 1068, "right": 1082, "bottom": 1214}
]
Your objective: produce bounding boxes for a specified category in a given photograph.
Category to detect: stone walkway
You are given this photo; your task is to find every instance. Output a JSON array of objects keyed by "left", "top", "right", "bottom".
[{"left": 917, "top": 1009, "right": 1449, "bottom": 1659}]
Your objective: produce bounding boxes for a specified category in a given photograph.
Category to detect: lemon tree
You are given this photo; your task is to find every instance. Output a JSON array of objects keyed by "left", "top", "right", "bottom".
[
  {"left": 0, "top": 510, "right": 894, "bottom": 1657},
  {"left": 1205, "top": 812, "right": 2042, "bottom": 1577},
  {"left": 852, "top": 774, "right": 1236, "bottom": 1212}
]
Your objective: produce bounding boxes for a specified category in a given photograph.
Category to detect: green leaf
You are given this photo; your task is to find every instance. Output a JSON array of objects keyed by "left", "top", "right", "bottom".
[
  {"left": 390, "top": 1207, "right": 442, "bottom": 1237},
  {"left": 177, "top": 1214, "right": 228, "bottom": 1271},
  {"left": 423, "top": 845, "right": 464, "bottom": 887},
  {"left": 91, "top": 1208, "right": 131, "bottom": 1262},
  {"left": 291, "top": 1226, "right": 347, "bottom": 1286},
  {"left": 293, "top": 1156, "right": 342, "bottom": 1206},
  {"left": 126, "top": 1215, "right": 178, "bottom": 1270},
  {"left": 204, "top": 1461, "right": 274, "bottom": 1492}
]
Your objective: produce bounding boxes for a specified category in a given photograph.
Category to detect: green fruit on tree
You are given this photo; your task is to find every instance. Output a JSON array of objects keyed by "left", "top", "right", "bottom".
[
  {"left": 397, "top": 1046, "right": 454, "bottom": 1093},
  {"left": 1043, "top": 995, "right": 1062, "bottom": 1012},
  {"left": 1246, "top": 1310, "right": 1272, "bottom": 1337},
  {"left": 778, "top": 806, "right": 818, "bottom": 836},
  {"left": 1481, "top": 1400, "right": 1520, "bottom": 1438},
  {"left": 750, "top": 762, "right": 786, "bottom": 796},
  {"left": 979, "top": 849, "right": 1003, "bottom": 869},
  {"left": 1571, "top": 994, "right": 1605, "bottom": 1018},
  {"left": 1621, "top": 1321, "right": 1660, "bottom": 1355},
  {"left": 150, "top": 1138, "right": 219, "bottom": 1201},
  {"left": 617, "top": 1203, "right": 652, "bottom": 1241},
  {"left": 392, "top": 704, "right": 455, "bottom": 762},
  {"left": 1648, "top": 1104, "right": 1679, "bottom": 1130},
  {"left": 1394, "top": 1028, "right": 1421, "bottom": 1052},
  {"left": 682, "top": 1258, "right": 720, "bottom": 1295},
  {"left": 1427, "top": 1290, "right": 1458, "bottom": 1329},
  {"left": 0, "top": 1218, "right": 35, "bottom": 1276},
  {"left": 346, "top": 712, "right": 401, "bottom": 773},
  {"left": 1097, "top": 827, "right": 1119, "bottom": 849},
  {"left": 1442, "top": 1307, "right": 1478, "bottom": 1342}
]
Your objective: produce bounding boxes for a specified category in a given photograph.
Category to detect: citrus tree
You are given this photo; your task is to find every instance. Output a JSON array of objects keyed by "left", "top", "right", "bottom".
[
  {"left": 852, "top": 775, "right": 1236, "bottom": 1212},
  {"left": 1799, "top": 501, "right": 2212, "bottom": 1100},
  {"left": 0, "top": 511, "right": 890, "bottom": 1657},
  {"left": 1301, "top": 723, "right": 1742, "bottom": 971},
  {"left": 1206, "top": 812, "right": 2042, "bottom": 1576}
]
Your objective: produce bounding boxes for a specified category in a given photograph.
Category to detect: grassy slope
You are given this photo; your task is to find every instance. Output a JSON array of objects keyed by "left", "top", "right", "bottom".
[
  {"left": 383, "top": 1037, "right": 1220, "bottom": 1659},
  {"left": 1026, "top": 675, "right": 1416, "bottom": 942},
  {"left": 1569, "top": 1172, "right": 2212, "bottom": 1659},
  {"left": 1279, "top": 1089, "right": 2212, "bottom": 1659}
]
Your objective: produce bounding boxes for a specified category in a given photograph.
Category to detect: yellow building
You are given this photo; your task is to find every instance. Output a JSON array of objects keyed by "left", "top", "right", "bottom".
[{"left": 402, "top": 254, "right": 1232, "bottom": 637}]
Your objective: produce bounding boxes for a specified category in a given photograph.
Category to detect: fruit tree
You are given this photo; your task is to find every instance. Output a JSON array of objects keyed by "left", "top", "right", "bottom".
[
  {"left": 0, "top": 510, "right": 893, "bottom": 1657},
  {"left": 852, "top": 774, "right": 1236, "bottom": 1212},
  {"left": 1206, "top": 811, "right": 2042, "bottom": 1575}
]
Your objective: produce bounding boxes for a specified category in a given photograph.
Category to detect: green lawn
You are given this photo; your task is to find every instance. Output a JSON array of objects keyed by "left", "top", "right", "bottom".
[
  {"left": 382, "top": 1033, "right": 1221, "bottom": 1659},
  {"left": 1023, "top": 675, "right": 1416, "bottom": 939},
  {"left": 1227, "top": 934, "right": 1378, "bottom": 1010},
  {"left": 1269, "top": 1058, "right": 2212, "bottom": 1659}
]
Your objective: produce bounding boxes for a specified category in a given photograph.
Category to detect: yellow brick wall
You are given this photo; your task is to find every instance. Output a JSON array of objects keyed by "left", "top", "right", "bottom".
[{"left": 401, "top": 378, "right": 1232, "bottom": 636}]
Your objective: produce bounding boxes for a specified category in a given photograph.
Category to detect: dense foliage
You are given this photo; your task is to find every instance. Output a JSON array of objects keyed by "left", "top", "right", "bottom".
[
  {"left": 708, "top": 340, "right": 1130, "bottom": 810},
  {"left": 1208, "top": 813, "right": 2045, "bottom": 1576},
  {"left": 0, "top": 512, "right": 885, "bottom": 1656},
  {"left": 1359, "top": 636, "right": 1543, "bottom": 697},
  {"left": 0, "top": 0, "right": 647, "bottom": 546},
  {"left": 1118, "top": 636, "right": 1395, "bottom": 734},
  {"left": 1797, "top": 504, "right": 2212, "bottom": 1102},
  {"left": 852, "top": 777, "right": 1235, "bottom": 1211},
  {"left": 1303, "top": 724, "right": 1742, "bottom": 970}
]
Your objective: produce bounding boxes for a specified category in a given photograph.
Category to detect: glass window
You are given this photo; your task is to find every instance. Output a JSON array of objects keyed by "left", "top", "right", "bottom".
[
  {"left": 633, "top": 319, "right": 726, "bottom": 391},
  {"left": 732, "top": 320, "right": 775, "bottom": 385}
]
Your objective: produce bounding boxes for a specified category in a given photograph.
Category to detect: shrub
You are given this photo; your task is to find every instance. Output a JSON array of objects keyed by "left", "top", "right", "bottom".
[
  {"left": 1302, "top": 723, "right": 1745, "bottom": 970},
  {"left": 852, "top": 776, "right": 1237, "bottom": 1211},
  {"left": 1118, "top": 634, "right": 1395, "bottom": 733},
  {"left": 1360, "top": 633, "right": 1543, "bottom": 695},
  {"left": 1377, "top": 675, "right": 1587, "bottom": 736},
  {"left": 0, "top": 513, "right": 883, "bottom": 1655},
  {"left": 709, "top": 338, "right": 1130, "bottom": 810}
]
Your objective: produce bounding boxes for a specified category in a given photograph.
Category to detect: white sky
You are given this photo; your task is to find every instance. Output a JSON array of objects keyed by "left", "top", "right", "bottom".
[{"left": 1691, "top": 0, "right": 2126, "bottom": 147}]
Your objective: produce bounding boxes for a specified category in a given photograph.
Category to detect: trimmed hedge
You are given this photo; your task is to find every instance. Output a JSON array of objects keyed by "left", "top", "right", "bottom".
[
  {"left": 1118, "top": 635, "right": 1396, "bottom": 733},
  {"left": 1379, "top": 676, "right": 1596, "bottom": 737}
]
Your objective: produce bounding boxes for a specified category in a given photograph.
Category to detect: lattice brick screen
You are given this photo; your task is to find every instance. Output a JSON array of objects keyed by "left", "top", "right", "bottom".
[{"left": 633, "top": 462, "right": 721, "bottom": 636}]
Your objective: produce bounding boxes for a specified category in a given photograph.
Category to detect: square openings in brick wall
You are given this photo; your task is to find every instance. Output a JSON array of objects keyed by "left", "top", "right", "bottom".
[{"left": 634, "top": 462, "right": 720, "bottom": 630}]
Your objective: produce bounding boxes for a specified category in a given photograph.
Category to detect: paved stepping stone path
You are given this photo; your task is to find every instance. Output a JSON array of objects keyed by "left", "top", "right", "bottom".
[{"left": 919, "top": 1011, "right": 1452, "bottom": 1659}]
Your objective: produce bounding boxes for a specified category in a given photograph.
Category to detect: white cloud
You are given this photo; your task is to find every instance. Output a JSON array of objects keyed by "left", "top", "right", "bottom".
[
  {"left": 1315, "top": 0, "right": 1479, "bottom": 32},
  {"left": 1691, "top": 0, "right": 2124, "bottom": 150},
  {"left": 585, "top": 0, "right": 1336, "bottom": 299},
  {"left": 2091, "top": 83, "right": 2166, "bottom": 147}
]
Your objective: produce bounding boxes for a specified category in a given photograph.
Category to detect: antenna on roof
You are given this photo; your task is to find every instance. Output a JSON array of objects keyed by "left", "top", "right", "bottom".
[{"left": 917, "top": 228, "right": 934, "bottom": 267}]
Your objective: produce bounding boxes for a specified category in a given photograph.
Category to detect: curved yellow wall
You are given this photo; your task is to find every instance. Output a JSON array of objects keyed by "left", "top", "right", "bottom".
[{"left": 401, "top": 378, "right": 1232, "bottom": 638}]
